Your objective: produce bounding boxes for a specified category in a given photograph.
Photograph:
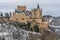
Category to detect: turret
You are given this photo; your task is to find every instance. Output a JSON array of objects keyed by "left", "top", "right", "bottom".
[
  {"left": 36, "top": 4, "right": 42, "bottom": 19},
  {"left": 37, "top": 4, "right": 40, "bottom": 8}
]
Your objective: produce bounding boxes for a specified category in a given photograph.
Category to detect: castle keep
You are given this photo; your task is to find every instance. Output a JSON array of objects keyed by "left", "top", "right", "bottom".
[{"left": 10, "top": 4, "right": 49, "bottom": 32}]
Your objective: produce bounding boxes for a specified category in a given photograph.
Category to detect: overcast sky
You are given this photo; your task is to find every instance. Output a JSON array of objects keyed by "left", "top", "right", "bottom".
[{"left": 0, "top": 0, "right": 60, "bottom": 16}]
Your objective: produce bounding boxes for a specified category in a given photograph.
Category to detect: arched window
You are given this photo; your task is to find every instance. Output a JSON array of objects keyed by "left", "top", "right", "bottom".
[{"left": 34, "top": 25, "right": 39, "bottom": 32}]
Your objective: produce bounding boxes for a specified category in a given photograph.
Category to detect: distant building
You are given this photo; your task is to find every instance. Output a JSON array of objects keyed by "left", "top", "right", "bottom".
[{"left": 10, "top": 4, "right": 49, "bottom": 32}]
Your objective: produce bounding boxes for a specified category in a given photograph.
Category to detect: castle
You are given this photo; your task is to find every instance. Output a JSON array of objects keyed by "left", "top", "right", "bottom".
[{"left": 10, "top": 4, "right": 49, "bottom": 32}]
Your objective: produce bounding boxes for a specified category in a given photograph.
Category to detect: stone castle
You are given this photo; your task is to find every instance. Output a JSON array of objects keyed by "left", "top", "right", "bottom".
[{"left": 10, "top": 4, "right": 49, "bottom": 32}]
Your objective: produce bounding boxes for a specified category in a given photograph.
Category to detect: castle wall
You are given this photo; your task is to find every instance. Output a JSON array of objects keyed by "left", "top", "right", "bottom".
[{"left": 10, "top": 13, "right": 28, "bottom": 24}]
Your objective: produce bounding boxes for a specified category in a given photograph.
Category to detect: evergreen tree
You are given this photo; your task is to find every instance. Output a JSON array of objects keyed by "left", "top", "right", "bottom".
[
  {"left": 26, "top": 22, "right": 31, "bottom": 30},
  {"left": 10, "top": 12, "right": 11, "bottom": 16},
  {"left": 0, "top": 12, "right": 3, "bottom": 18},
  {"left": 5, "top": 13, "right": 9, "bottom": 19}
]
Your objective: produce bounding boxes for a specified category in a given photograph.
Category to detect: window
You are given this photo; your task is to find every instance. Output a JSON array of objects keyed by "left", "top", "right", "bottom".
[
  {"left": 22, "top": 18, "right": 24, "bottom": 20},
  {"left": 16, "top": 19, "right": 17, "bottom": 20}
]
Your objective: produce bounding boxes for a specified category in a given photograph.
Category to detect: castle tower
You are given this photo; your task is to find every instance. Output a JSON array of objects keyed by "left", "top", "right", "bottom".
[
  {"left": 31, "top": 4, "right": 42, "bottom": 19},
  {"left": 17, "top": 6, "right": 26, "bottom": 11},
  {"left": 31, "top": 4, "right": 43, "bottom": 30},
  {"left": 31, "top": 9, "right": 36, "bottom": 19},
  {"left": 36, "top": 4, "right": 42, "bottom": 19}
]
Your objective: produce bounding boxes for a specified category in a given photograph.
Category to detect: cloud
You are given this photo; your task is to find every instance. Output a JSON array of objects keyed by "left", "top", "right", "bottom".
[{"left": 0, "top": 0, "right": 60, "bottom": 16}]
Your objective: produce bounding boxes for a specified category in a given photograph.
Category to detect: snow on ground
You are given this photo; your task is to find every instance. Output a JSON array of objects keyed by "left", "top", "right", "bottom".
[{"left": 0, "top": 22, "right": 42, "bottom": 40}]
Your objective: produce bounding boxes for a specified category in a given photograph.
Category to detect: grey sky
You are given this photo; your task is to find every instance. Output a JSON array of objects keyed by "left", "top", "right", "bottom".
[{"left": 0, "top": 0, "right": 60, "bottom": 16}]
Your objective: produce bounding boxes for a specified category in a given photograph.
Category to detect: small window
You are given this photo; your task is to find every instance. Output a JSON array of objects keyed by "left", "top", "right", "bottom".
[
  {"left": 16, "top": 19, "right": 18, "bottom": 20},
  {"left": 22, "top": 18, "right": 24, "bottom": 20}
]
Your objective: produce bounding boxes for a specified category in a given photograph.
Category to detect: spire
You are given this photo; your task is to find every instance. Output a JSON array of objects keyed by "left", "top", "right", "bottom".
[{"left": 37, "top": 4, "right": 40, "bottom": 8}]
